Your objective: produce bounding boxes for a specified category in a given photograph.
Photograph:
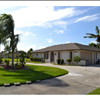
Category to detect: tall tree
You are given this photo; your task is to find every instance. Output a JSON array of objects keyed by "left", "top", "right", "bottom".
[
  {"left": 89, "top": 42, "right": 99, "bottom": 48},
  {"left": 0, "top": 14, "right": 19, "bottom": 67},
  {"left": 84, "top": 26, "right": 100, "bottom": 48},
  {"left": 27, "top": 48, "right": 33, "bottom": 58}
]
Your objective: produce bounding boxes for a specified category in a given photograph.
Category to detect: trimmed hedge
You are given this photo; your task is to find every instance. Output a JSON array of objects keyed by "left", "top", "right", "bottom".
[
  {"left": 57, "top": 59, "right": 64, "bottom": 65},
  {"left": 30, "top": 57, "right": 43, "bottom": 62}
]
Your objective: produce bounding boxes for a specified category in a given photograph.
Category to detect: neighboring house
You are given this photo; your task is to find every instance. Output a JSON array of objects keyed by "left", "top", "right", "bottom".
[
  {"left": 31, "top": 43, "right": 100, "bottom": 65},
  {"left": 4, "top": 50, "right": 26, "bottom": 58}
]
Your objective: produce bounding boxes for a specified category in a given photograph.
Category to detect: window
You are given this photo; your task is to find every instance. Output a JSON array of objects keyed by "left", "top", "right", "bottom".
[
  {"left": 44, "top": 52, "right": 49, "bottom": 59},
  {"left": 70, "top": 52, "right": 72, "bottom": 59},
  {"left": 36, "top": 54, "right": 38, "bottom": 56},
  {"left": 58, "top": 52, "right": 60, "bottom": 59},
  {"left": 44, "top": 53, "right": 46, "bottom": 59}
]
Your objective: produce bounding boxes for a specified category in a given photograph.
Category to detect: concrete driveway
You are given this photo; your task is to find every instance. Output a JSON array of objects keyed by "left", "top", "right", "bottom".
[{"left": 0, "top": 63, "right": 100, "bottom": 94}]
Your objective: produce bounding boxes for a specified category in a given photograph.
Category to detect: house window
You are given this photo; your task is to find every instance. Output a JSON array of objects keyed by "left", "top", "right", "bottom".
[
  {"left": 70, "top": 52, "right": 72, "bottom": 59},
  {"left": 36, "top": 54, "right": 38, "bottom": 56},
  {"left": 58, "top": 52, "right": 60, "bottom": 59},
  {"left": 44, "top": 53, "right": 49, "bottom": 59}
]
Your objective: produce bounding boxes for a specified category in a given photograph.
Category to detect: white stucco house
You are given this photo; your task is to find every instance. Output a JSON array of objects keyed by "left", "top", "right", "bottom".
[{"left": 31, "top": 43, "right": 100, "bottom": 65}]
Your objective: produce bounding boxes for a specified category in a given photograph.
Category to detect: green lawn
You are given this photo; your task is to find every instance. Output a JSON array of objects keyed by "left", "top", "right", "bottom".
[
  {"left": 88, "top": 88, "right": 100, "bottom": 95},
  {"left": 0, "top": 64, "right": 68, "bottom": 86},
  {"left": 2, "top": 58, "right": 43, "bottom": 63}
]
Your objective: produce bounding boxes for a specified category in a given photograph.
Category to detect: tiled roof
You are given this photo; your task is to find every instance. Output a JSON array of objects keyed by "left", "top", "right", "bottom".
[{"left": 31, "top": 43, "right": 100, "bottom": 53}]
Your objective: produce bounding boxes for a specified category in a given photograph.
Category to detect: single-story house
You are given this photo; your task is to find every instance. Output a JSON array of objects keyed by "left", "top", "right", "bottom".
[{"left": 31, "top": 43, "right": 100, "bottom": 65}]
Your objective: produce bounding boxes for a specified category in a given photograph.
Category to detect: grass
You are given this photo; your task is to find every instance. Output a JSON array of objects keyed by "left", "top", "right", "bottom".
[
  {"left": 2, "top": 58, "right": 44, "bottom": 63},
  {"left": 88, "top": 88, "right": 100, "bottom": 95},
  {"left": 0, "top": 64, "right": 68, "bottom": 86}
]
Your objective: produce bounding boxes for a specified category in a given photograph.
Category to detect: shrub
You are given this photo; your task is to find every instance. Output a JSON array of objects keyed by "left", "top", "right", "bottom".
[
  {"left": 19, "top": 53, "right": 26, "bottom": 67},
  {"left": 30, "top": 57, "right": 33, "bottom": 61},
  {"left": 61, "top": 59, "right": 64, "bottom": 65},
  {"left": 0, "top": 58, "right": 2, "bottom": 64},
  {"left": 15, "top": 64, "right": 21, "bottom": 69},
  {"left": 66, "top": 58, "right": 72, "bottom": 65},
  {"left": 73, "top": 56, "right": 81, "bottom": 65},
  {"left": 33, "top": 57, "right": 36, "bottom": 61},
  {"left": 57, "top": 59, "right": 61, "bottom": 64},
  {"left": 5, "top": 60, "right": 10, "bottom": 67}
]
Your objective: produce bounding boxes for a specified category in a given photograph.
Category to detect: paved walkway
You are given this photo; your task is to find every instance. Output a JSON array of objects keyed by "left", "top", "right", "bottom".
[{"left": 0, "top": 63, "right": 100, "bottom": 94}]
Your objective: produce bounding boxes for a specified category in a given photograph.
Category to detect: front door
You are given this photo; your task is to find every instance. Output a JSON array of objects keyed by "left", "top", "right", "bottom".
[{"left": 51, "top": 52, "right": 54, "bottom": 62}]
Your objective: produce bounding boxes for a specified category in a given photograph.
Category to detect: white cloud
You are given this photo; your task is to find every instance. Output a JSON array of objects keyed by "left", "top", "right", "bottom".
[
  {"left": 24, "top": 32, "right": 36, "bottom": 37},
  {"left": 53, "top": 21, "right": 67, "bottom": 26},
  {"left": 3, "top": 6, "right": 87, "bottom": 28},
  {"left": 54, "top": 29, "right": 64, "bottom": 34},
  {"left": 17, "top": 43, "right": 36, "bottom": 52},
  {"left": 65, "top": 41, "right": 70, "bottom": 43},
  {"left": 14, "top": 30, "right": 36, "bottom": 37},
  {"left": 74, "top": 13, "right": 100, "bottom": 23},
  {"left": 60, "top": 26, "right": 67, "bottom": 30},
  {"left": 46, "top": 39, "right": 53, "bottom": 43},
  {"left": 89, "top": 41, "right": 97, "bottom": 44},
  {"left": 38, "top": 46, "right": 46, "bottom": 49}
]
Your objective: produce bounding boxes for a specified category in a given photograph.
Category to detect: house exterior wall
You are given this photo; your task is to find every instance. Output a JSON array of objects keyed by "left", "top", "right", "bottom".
[
  {"left": 54, "top": 52, "right": 58, "bottom": 64},
  {"left": 5, "top": 53, "right": 18, "bottom": 58},
  {"left": 61, "top": 51, "right": 69, "bottom": 64},
  {"left": 32, "top": 50, "right": 100, "bottom": 65},
  {"left": 97, "top": 52, "right": 100, "bottom": 60},
  {"left": 44, "top": 52, "right": 50, "bottom": 63},
  {"left": 32, "top": 53, "right": 44, "bottom": 58}
]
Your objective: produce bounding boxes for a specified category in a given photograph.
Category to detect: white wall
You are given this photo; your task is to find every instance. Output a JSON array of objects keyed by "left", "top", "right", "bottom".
[
  {"left": 97, "top": 52, "right": 100, "bottom": 60},
  {"left": 44, "top": 52, "right": 50, "bottom": 63},
  {"left": 73, "top": 50, "right": 80, "bottom": 57},
  {"left": 78, "top": 60, "right": 86, "bottom": 66},
  {"left": 54, "top": 52, "right": 58, "bottom": 64},
  {"left": 32, "top": 53, "right": 44, "bottom": 58},
  {"left": 61, "top": 51, "right": 69, "bottom": 64}
]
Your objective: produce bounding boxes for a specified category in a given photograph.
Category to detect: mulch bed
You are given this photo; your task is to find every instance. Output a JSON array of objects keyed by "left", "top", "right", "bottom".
[{"left": 0, "top": 64, "right": 29, "bottom": 71}]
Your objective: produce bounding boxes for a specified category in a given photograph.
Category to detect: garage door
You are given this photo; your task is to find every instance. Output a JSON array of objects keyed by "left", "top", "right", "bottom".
[{"left": 81, "top": 52, "right": 92, "bottom": 65}]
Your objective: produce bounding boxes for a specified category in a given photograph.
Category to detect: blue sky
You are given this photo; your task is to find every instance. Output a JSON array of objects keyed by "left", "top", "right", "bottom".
[{"left": 0, "top": 1, "right": 100, "bottom": 52}]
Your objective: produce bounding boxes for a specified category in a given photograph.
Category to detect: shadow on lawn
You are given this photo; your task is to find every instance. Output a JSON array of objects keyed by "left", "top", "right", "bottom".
[{"left": 1, "top": 66, "right": 69, "bottom": 87}]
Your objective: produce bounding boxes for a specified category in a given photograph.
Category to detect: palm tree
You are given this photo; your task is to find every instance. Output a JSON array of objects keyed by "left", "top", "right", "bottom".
[
  {"left": 84, "top": 26, "right": 100, "bottom": 48},
  {"left": 0, "top": 14, "right": 19, "bottom": 67}
]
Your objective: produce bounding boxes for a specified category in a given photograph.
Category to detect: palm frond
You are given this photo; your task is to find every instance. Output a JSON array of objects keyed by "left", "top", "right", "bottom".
[
  {"left": 84, "top": 36, "right": 97, "bottom": 38},
  {"left": 86, "top": 33, "right": 97, "bottom": 37},
  {"left": 96, "top": 26, "right": 99, "bottom": 34}
]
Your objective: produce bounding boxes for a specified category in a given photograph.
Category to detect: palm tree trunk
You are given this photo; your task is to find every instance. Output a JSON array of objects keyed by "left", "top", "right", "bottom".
[{"left": 12, "top": 50, "right": 14, "bottom": 67}]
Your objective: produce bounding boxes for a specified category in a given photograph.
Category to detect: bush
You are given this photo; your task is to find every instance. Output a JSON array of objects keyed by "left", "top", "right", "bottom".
[
  {"left": 33, "top": 57, "right": 36, "bottom": 61},
  {"left": 19, "top": 53, "right": 26, "bottom": 67},
  {"left": 57, "top": 59, "right": 61, "bottom": 64},
  {"left": 73, "top": 56, "right": 81, "bottom": 65},
  {"left": 5, "top": 60, "right": 10, "bottom": 67},
  {"left": 66, "top": 58, "right": 72, "bottom": 65},
  {"left": 61, "top": 59, "right": 64, "bottom": 65},
  {"left": 30, "top": 57, "right": 33, "bottom": 61},
  {"left": 0, "top": 58, "right": 2, "bottom": 64},
  {"left": 15, "top": 64, "right": 21, "bottom": 69}
]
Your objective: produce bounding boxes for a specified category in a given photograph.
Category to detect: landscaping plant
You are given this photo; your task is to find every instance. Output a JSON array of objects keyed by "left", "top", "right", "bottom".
[
  {"left": 5, "top": 60, "right": 10, "bottom": 67},
  {"left": 0, "top": 58, "right": 2, "bottom": 64},
  {"left": 19, "top": 52, "right": 26, "bottom": 67},
  {"left": 73, "top": 56, "right": 81, "bottom": 65},
  {"left": 66, "top": 58, "right": 72, "bottom": 65},
  {"left": 61, "top": 59, "right": 64, "bottom": 65},
  {"left": 57, "top": 58, "right": 61, "bottom": 64}
]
